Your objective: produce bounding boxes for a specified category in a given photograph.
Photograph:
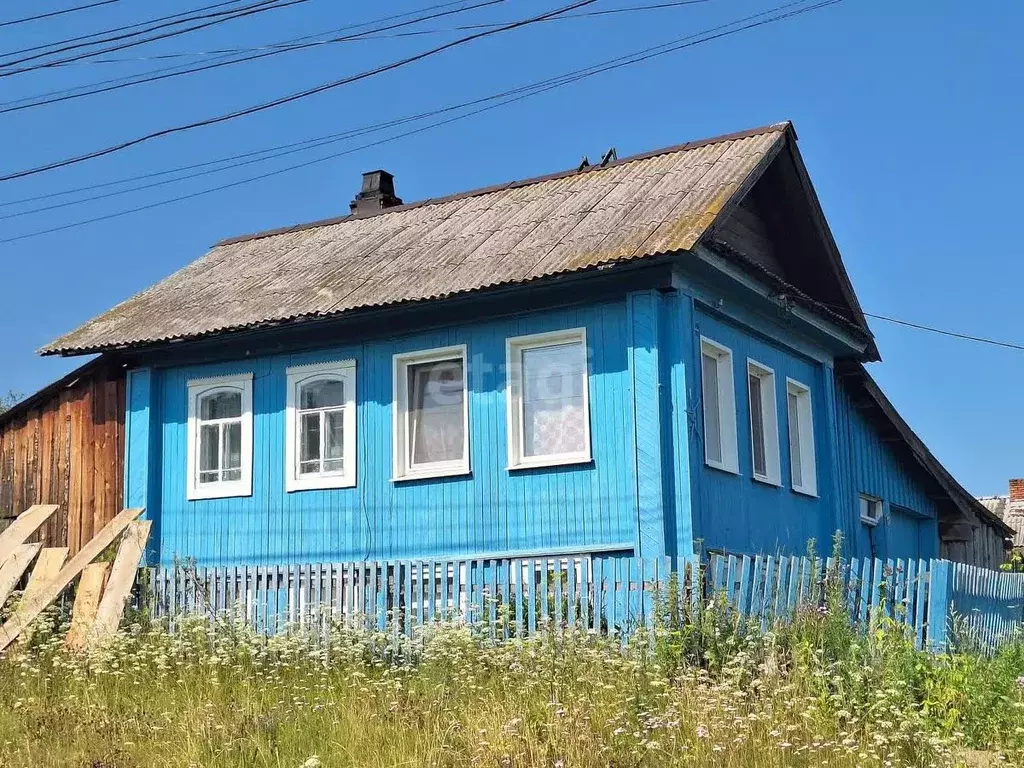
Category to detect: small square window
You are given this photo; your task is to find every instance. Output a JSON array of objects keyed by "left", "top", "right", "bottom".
[
  {"left": 700, "top": 338, "right": 738, "bottom": 473},
  {"left": 186, "top": 373, "right": 253, "bottom": 500},
  {"left": 747, "top": 360, "right": 781, "bottom": 485},
  {"left": 506, "top": 328, "right": 591, "bottom": 470},
  {"left": 393, "top": 345, "right": 469, "bottom": 481},
  {"left": 786, "top": 378, "right": 817, "bottom": 496},
  {"left": 860, "top": 495, "right": 883, "bottom": 526},
  {"left": 285, "top": 360, "right": 356, "bottom": 492}
]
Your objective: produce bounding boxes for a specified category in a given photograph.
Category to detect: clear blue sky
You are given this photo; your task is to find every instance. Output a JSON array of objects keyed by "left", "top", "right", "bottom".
[{"left": 1, "top": 0, "right": 1021, "bottom": 496}]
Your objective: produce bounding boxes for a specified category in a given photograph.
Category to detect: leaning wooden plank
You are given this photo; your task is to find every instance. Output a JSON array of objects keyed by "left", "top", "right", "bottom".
[
  {"left": 0, "top": 543, "right": 42, "bottom": 610},
  {"left": 86, "top": 521, "right": 152, "bottom": 647},
  {"left": 65, "top": 563, "right": 111, "bottom": 651},
  {"left": 0, "top": 506, "right": 58, "bottom": 566},
  {"left": 21, "top": 548, "right": 69, "bottom": 607},
  {"left": 0, "top": 508, "right": 144, "bottom": 653}
]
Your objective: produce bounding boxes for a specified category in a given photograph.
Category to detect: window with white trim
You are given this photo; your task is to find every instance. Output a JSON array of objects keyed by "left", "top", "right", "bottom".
[
  {"left": 393, "top": 345, "right": 469, "bottom": 481},
  {"left": 747, "top": 360, "right": 781, "bottom": 485},
  {"left": 186, "top": 373, "right": 253, "bottom": 500},
  {"left": 285, "top": 361, "right": 356, "bottom": 491},
  {"left": 786, "top": 378, "right": 817, "bottom": 495},
  {"left": 700, "top": 337, "right": 738, "bottom": 473},
  {"left": 860, "top": 494, "right": 883, "bottom": 526},
  {"left": 506, "top": 328, "right": 591, "bottom": 470}
]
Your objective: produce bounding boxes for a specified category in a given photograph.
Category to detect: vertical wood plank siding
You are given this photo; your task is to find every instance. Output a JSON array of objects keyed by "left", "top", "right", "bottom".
[
  {"left": 0, "top": 364, "right": 125, "bottom": 553},
  {"left": 833, "top": 381, "right": 941, "bottom": 561},
  {"left": 689, "top": 308, "right": 835, "bottom": 556},
  {"left": 148, "top": 301, "right": 644, "bottom": 567}
]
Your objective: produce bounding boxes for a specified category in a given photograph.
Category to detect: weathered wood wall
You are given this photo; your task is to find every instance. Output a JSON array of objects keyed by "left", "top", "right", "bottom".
[
  {"left": 942, "top": 520, "right": 1007, "bottom": 572},
  {"left": 0, "top": 360, "right": 124, "bottom": 553}
]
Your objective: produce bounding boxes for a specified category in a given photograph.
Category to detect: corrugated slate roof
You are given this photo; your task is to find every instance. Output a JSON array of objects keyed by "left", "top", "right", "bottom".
[
  {"left": 43, "top": 123, "right": 790, "bottom": 356},
  {"left": 978, "top": 496, "right": 1024, "bottom": 547}
]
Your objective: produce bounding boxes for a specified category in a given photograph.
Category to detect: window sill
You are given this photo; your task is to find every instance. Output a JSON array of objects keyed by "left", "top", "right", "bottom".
[
  {"left": 752, "top": 474, "right": 782, "bottom": 488},
  {"left": 508, "top": 455, "right": 593, "bottom": 472},
  {"left": 287, "top": 476, "right": 356, "bottom": 493},
  {"left": 860, "top": 515, "right": 880, "bottom": 527},
  {"left": 791, "top": 485, "right": 819, "bottom": 498},
  {"left": 391, "top": 467, "right": 471, "bottom": 483},
  {"left": 705, "top": 460, "right": 740, "bottom": 476},
  {"left": 187, "top": 483, "right": 252, "bottom": 501}
]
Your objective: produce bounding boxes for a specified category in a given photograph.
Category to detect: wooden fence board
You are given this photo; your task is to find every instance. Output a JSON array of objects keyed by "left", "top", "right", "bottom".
[
  {"left": 65, "top": 562, "right": 110, "bottom": 650},
  {"left": 138, "top": 554, "right": 1024, "bottom": 654},
  {"left": 87, "top": 521, "right": 152, "bottom": 646},
  {"left": 0, "top": 507, "right": 143, "bottom": 652},
  {"left": 20, "top": 547, "right": 69, "bottom": 608},
  {"left": 0, "top": 505, "right": 58, "bottom": 564},
  {"left": 0, "top": 543, "right": 42, "bottom": 609}
]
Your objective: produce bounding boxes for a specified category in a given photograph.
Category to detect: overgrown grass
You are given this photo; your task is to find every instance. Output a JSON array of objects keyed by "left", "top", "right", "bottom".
[{"left": 1, "top": 582, "right": 1023, "bottom": 768}]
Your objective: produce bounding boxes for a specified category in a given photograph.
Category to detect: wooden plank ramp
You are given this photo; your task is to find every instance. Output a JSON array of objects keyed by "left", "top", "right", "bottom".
[
  {"left": 65, "top": 563, "right": 110, "bottom": 651},
  {"left": 20, "top": 548, "right": 69, "bottom": 607},
  {"left": 0, "top": 506, "right": 58, "bottom": 565},
  {"left": 87, "top": 521, "right": 151, "bottom": 647},
  {"left": 0, "top": 543, "right": 42, "bottom": 609},
  {"left": 0, "top": 508, "right": 144, "bottom": 653}
]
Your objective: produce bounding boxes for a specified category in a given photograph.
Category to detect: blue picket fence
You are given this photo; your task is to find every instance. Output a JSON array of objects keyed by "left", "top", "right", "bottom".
[{"left": 143, "top": 553, "right": 1024, "bottom": 651}]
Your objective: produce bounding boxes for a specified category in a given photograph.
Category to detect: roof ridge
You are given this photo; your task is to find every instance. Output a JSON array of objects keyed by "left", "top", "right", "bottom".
[{"left": 214, "top": 121, "right": 792, "bottom": 248}]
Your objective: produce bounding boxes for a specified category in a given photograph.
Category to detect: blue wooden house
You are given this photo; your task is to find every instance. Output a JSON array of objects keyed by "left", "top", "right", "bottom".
[{"left": 43, "top": 122, "right": 1010, "bottom": 570}]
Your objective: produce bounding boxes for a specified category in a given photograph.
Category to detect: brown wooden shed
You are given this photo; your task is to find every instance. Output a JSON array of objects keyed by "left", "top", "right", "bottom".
[{"left": 0, "top": 357, "right": 125, "bottom": 553}]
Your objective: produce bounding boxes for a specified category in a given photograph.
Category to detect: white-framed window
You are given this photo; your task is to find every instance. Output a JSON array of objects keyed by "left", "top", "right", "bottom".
[
  {"left": 186, "top": 373, "right": 253, "bottom": 500},
  {"left": 506, "top": 328, "right": 592, "bottom": 470},
  {"left": 393, "top": 345, "right": 470, "bottom": 481},
  {"left": 700, "top": 337, "right": 738, "bottom": 473},
  {"left": 786, "top": 378, "right": 817, "bottom": 496},
  {"left": 285, "top": 360, "right": 356, "bottom": 492},
  {"left": 860, "top": 494, "right": 883, "bottom": 526},
  {"left": 747, "top": 360, "right": 781, "bottom": 485}
]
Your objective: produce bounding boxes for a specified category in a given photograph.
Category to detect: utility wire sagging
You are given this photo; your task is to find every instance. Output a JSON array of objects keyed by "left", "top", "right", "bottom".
[
  {"left": 0, "top": 0, "right": 309, "bottom": 74},
  {"left": 0, "top": 0, "right": 842, "bottom": 236},
  {"left": 0, "top": 0, "right": 601, "bottom": 183},
  {"left": 0, "top": 0, "right": 509, "bottom": 114}
]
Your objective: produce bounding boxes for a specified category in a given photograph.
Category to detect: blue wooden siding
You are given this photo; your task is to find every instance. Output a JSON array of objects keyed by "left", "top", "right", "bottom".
[
  {"left": 687, "top": 308, "right": 838, "bottom": 557},
  {"left": 126, "top": 280, "right": 944, "bottom": 569},
  {"left": 833, "top": 382, "right": 940, "bottom": 561},
  {"left": 136, "top": 300, "right": 662, "bottom": 568}
]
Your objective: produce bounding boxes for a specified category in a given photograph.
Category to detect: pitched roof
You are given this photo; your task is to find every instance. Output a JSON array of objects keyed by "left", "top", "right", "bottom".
[{"left": 42, "top": 122, "right": 859, "bottom": 356}]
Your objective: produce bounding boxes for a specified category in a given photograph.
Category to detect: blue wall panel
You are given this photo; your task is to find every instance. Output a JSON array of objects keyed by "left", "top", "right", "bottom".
[
  {"left": 688, "top": 308, "right": 837, "bottom": 558},
  {"left": 833, "top": 382, "right": 940, "bottom": 561},
  {"left": 142, "top": 301, "right": 642, "bottom": 567}
]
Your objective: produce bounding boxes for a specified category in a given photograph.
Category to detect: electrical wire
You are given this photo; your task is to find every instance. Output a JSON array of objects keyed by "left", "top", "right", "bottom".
[
  {"left": 863, "top": 313, "right": 1024, "bottom": 352},
  {"left": 2, "top": 0, "right": 253, "bottom": 59},
  {"left": 0, "top": 0, "right": 829, "bottom": 212},
  {"left": 0, "top": 0, "right": 508, "bottom": 114},
  {"left": 0, "top": 0, "right": 842, "bottom": 243},
  {"left": 0, "top": 0, "right": 118, "bottom": 29},
  {"left": 37, "top": 0, "right": 712, "bottom": 64},
  {"left": 0, "top": 0, "right": 307, "bottom": 75},
  {"left": 0, "top": 0, "right": 600, "bottom": 183}
]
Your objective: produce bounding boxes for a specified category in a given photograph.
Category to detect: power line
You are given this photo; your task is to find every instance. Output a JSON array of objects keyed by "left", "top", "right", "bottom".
[
  {"left": 0, "top": 0, "right": 484, "bottom": 112},
  {"left": 865, "top": 313, "right": 1024, "bottom": 352},
  {"left": 0, "top": 0, "right": 118, "bottom": 29},
  {"left": 0, "top": 0, "right": 599, "bottom": 183},
  {"left": 0, "top": 0, "right": 825, "bottom": 212},
  {"left": 0, "top": 0, "right": 251, "bottom": 59},
  {"left": 0, "top": 0, "right": 842, "bottom": 243},
  {"left": 37, "top": 0, "right": 712, "bottom": 64},
  {"left": 0, "top": 0, "right": 509, "bottom": 114},
  {"left": 0, "top": 0, "right": 306, "bottom": 75}
]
